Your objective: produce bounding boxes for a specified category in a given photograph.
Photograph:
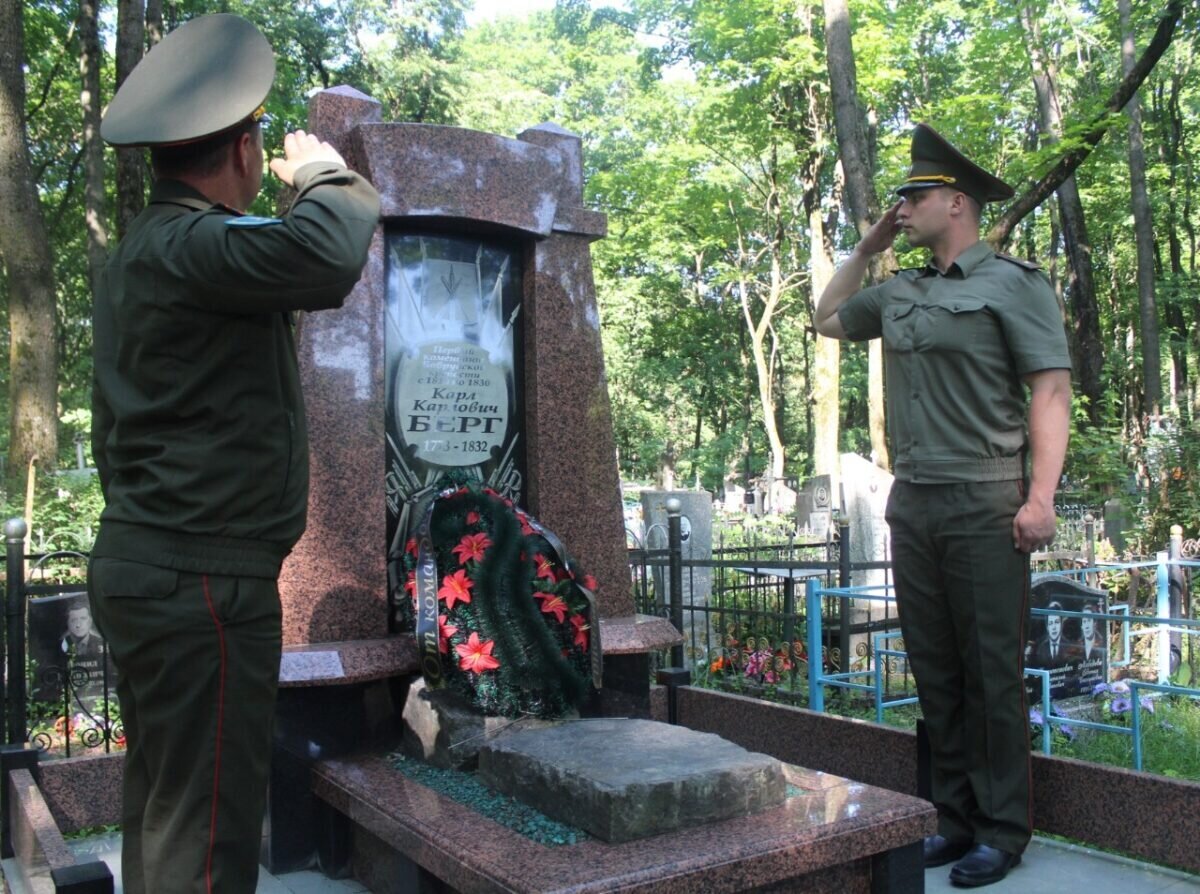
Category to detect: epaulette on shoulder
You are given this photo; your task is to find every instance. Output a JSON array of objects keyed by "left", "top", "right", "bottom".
[{"left": 995, "top": 253, "right": 1042, "bottom": 271}]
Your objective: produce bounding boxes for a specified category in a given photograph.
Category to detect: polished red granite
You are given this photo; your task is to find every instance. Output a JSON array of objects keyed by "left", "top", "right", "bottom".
[
  {"left": 9, "top": 768, "right": 76, "bottom": 890},
  {"left": 599, "top": 614, "right": 683, "bottom": 654},
  {"left": 313, "top": 752, "right": 933, "bottom": 893},
  {"left": 279, "top": 636, "right": 419, "bottom": 687},
  {"left": 279, "top": 89, "right": 633, "bottom": 649},
  {"left": 35, "top": 753, "right": 123, "bottom": 834}
]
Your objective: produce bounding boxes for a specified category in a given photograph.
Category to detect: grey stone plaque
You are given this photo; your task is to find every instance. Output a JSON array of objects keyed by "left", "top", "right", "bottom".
[{"left": 477, "top": 718, "right": 787, "bottom": 842}]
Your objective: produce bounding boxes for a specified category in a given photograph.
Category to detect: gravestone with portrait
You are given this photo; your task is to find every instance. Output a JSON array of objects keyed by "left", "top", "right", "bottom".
[{"left": 1026, "top": 575, "right": 1110, "bottom": 700}]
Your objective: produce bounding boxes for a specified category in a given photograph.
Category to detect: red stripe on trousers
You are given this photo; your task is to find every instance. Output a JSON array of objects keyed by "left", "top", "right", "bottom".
[{"left": 200, "top": 575, "right": 227, "bottom": 894}]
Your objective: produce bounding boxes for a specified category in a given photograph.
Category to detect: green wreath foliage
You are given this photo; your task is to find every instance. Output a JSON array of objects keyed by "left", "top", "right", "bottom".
[{"left": 398, "top": 479, "right": 597, "bottom": 719}]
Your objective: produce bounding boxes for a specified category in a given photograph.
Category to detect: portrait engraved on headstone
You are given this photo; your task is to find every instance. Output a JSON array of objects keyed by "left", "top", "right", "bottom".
[
  {"left": 385, "top": 234, "right": 527, "bottom": 628},
  {"left": 1026, "top": 575, "right": 1109, "bottom": 700}
]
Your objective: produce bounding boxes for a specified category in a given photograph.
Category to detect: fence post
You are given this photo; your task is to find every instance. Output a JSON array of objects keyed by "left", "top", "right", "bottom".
[
  {"left": 4, "top": 519, "right": 28, "bottom": 745},
  {"left": 837, "top": 514, "right": 851, "bottom": 679},
  {"left": 806, "top": 577, "right": 824, "bottom": 713},
  {"left": 1083, "top": 513, "right": 1095, "bottom": 570},
  {"left": 1156, "top": 550, "right": 1171, "bottom": 683},
  {"left": 666, "top": 498, "right": 684, "bottom": 668},
  {"left": 1165, "top": 525, "right": 1186, "bottom": 675}
]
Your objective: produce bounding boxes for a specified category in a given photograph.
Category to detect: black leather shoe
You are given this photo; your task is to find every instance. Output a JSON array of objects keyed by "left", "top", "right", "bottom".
[
  {"left": 948, "top": 844, "right": 1022, "bottom": 887},
  {"left": 923, "top": 834, "right": 972, "bottom": 868}
]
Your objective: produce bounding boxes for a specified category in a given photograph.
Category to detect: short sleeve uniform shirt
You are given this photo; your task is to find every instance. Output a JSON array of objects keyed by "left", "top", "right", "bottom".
[{"left": 837, "top": 241, "right": 1071, "bottom": 484}]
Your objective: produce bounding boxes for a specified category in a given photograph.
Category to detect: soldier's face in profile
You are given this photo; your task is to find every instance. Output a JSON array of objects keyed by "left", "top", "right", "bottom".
[
  {"left": 68, "top": 607, "right": 92, "bottom": 638},
  {"left": 895, "top": 187, "right": 952, "bottom": 248}
]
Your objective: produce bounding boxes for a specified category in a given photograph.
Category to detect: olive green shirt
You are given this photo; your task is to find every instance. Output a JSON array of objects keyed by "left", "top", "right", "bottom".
[
  {"left": 92, "top": 161, "right": 381, "bottom": 577},
  {"left": 838, "top": 240, "right": 1071, "bottom": 484}
]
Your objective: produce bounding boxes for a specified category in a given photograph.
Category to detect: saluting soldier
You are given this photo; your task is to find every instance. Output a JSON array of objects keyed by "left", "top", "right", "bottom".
[
  {"left": 88, "top": 14, "right": 379, "bottom": 893},
  {"left": 815, "top": 124, "right": 1071, "bottom": 888}
]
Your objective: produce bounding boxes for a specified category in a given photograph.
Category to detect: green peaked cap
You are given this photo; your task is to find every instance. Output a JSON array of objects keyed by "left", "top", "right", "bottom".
[
  {"left": 101, "top": 14, "right": 274, "bottom": 148},
  {"left": 895, "top": 123, "right": 1014, "bottom": 206}
]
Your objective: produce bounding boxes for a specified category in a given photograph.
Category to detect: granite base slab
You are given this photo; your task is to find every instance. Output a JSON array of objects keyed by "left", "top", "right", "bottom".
[
  {"left": 312, "top": 751, "right": 934, "bottom": 894},
  {"left": 476, "top": 718, "right": 786, "bottom": 842}
]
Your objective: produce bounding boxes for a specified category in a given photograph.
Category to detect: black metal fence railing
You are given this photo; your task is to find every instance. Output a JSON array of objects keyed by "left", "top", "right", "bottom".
[
  {"left": 632, "top": 509, "right": 907, "bottom": 709},
  {"left": 3, "top": 520, "right": 122, "bottom": 757}
]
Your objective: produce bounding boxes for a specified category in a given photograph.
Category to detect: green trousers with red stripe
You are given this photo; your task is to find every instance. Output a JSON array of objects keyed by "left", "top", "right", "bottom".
[
  {"left": 88, "top": 557, "right": 281, "bottom": 894},
  {"left": 885, "top": 480, "right": 1033, "bottom": 855}
]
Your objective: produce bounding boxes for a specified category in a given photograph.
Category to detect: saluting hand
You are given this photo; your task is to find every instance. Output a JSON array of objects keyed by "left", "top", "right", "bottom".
[
  {"left": 269, "top": 130, "right": 347, "bottom": 187},
  {"left": 857, "top": 201, "right": 902, "bottom": 256}
]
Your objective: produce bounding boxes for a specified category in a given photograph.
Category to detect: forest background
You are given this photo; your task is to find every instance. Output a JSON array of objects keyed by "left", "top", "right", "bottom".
[{"left": 1, "top": 0, "right": 1198, "bottom": 553}]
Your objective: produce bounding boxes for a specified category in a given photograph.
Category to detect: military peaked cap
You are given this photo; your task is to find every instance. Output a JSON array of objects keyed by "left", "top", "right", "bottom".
[
  {"left": 895, "top": 123, "right": 1014, "bottom": 206},
  {"left": 101, "top": 14, "right": 274, "bottom": 148}
]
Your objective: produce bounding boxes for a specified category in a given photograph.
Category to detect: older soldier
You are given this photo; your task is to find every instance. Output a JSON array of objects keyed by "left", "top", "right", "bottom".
[
  {"left": 89, "top": 14, "right": 379, "bottom": 893},
  {"left": 815, "top": 124, "right": 1071, "bottom": 888}
]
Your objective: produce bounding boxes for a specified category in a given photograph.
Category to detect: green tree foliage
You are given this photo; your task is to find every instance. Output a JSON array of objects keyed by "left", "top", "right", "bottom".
[{"left": 6, "top": 0, "right": 1200, "bottom": 544}]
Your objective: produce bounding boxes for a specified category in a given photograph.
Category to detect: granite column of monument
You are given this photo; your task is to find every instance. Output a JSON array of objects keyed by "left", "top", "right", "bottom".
[
  {"left": 516, "top": 124, "right": 631, "bottom": 619},
  {"left": 279, "top": 86, "right": 390, "bottom": 645}
]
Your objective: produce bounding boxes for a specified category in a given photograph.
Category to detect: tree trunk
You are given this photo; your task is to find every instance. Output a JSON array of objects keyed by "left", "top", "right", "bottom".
[
  {"left": 115, "top": 0, "right": 146, "bottom": 237},
  {"left": 808, "top": 202, "right": 839, "bottom": 490},
  {"left": 1019, "top": 2, "right": 1104, "bottom": 423},
  {"left": 823, "top": 0, "right": 891, "bottom": 470},
  {"left": 79, "top": 0, "right": 107, "bottom": 300},
  {"left": 1158, "top": 73, "right": 1192, "bottom": 418},
  {"left": 0, "top": 0, "right": 60, "bottom": 497},
  {"left": 1121, "top": 0, "right": 1162, "bottom": 418}
]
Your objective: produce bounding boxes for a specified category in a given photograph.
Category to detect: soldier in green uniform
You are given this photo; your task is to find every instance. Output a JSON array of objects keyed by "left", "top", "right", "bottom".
[
  {"left": 88, "top": 14, "right": 380, "bottom": 893},
  {"left": 815, "top": 124, "right": 1071, "bottom": 888}
]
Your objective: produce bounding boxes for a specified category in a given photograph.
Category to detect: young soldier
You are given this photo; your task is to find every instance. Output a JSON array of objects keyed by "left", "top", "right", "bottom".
[
  {"left": 89, "top": 14, "right": 380, "bottom": 893},
  {"left": 814, "top": 124, "right": 1072, "bottom": 888}
]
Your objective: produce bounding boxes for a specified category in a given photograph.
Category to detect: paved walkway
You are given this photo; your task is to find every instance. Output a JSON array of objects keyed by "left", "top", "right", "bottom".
[
  {"left": 926, "top": 838, "right": 1200, "bottom": 894},
  {"left": 3, "top": 831, "right": 1197, "bottom": 892}
]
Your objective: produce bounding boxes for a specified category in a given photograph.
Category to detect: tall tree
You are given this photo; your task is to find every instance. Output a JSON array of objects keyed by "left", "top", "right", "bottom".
[
  {"left": 1018, "top": 1, "right": 1105, "bottom": 421},
  {"left": 114, "top": 0, "right": 145, "bottom": 237},
  {"left": 0, "top": 0, "right": 60, "bottom": 496},
  {"left": 1120, "top": 0, "right": 1162, "bottom": 418},
  {"left": 822, "top": 0, "right": 890, "bottom": 471},
  {"left": 79, "top": 0, "right": 107, "bottom": 301}
]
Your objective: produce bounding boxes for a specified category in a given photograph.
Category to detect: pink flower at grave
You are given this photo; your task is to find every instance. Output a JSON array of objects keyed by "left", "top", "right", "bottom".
[
  {"left": 466, "top": 511, "right": 481, "bottom": 526},
  {"left": 438, "top": 615, "right": 458, "bottom": 654},
  {"left": 570, "top": 614, "right": 589, "bottom": 649},
  {"left": 534, "top": 554, "right": 557, "bottom": 583},
  {"left": 452, "top": 532, "right": 492, "bottom": 565},
  {"left": 537, "top": 592, "right": 569, "bottom": 624},
  {"left": 456, "top": 633, "right": 500, "bottom": 673},
  {"left": 438, "top": 570, "right": 473, "bottom": 610}
]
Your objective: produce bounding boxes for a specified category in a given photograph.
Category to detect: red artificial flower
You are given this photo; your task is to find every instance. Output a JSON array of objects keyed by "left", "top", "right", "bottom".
[
  {"left": 405, "top": 537, "right": 419, "bottom": 558},
  {"left": 452, "top": 532, "right": 492, "bottom": 565},
  {"left": 438, "top": 615, "right": 458, "bottom": 654},
  {"left": 581, "top": 574, "right": 598, "bottom": 592},
  {"left": 570, "top": 614, "right": 589, "bottom": 649},
  {"left": 534, "top": 554, "right": 557, "bottom": 582},
  {"left": 438, "top": 569, "right": 474, "bottom": 610},
  {"left": 537, "top": 592, "right": 569, "bottom": 623},
  {"left": 405, "top": 570, "right": 416, "bottom": 597},
  {"left": 466, "top": 511, "right": 481, "bottom": 525},
  {"left": 518, "top": 514, "right": 536, "bottom": 536},
  {"left": 456, "top": 632, "right": 500, "bottom": 673}
]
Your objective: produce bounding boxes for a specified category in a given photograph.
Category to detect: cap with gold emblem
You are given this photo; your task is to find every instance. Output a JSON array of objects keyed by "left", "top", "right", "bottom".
[
  {"left": 100, "top": 14, "right": 274, "bottom": 148},
  {"left": 895, "top": 123, "right": 1014, "bottom": 207}
]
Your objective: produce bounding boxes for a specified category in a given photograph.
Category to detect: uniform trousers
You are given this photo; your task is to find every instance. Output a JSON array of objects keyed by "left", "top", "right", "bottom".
[
  {"left": 885, "top": 479, "right": 1033, "bottom": 855},
  {"left": 88, "top": 557, "right": 282, "bottom": 894}
]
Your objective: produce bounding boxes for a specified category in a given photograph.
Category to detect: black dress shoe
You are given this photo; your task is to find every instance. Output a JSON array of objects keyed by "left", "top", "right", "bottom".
[
  {"left": 923, "top": 834, "right": 972, "bottom": 868},
  {"left": 949, "top": 844, "right": 1021, "bottom": 887}
]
